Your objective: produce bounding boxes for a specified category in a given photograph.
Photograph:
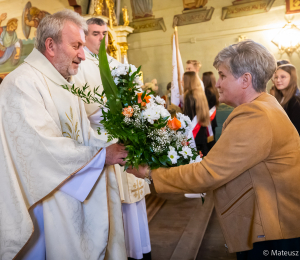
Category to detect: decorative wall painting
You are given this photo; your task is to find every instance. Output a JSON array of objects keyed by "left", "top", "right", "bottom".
[
  {"left": 22, "top": 2, "right": 50, "bottom": 39},
  {"left": 0, "top": 13, "right": 22, "bottom": 67},
  {"left": 0, "top": 2, "right": 50, "bottom": 75}
]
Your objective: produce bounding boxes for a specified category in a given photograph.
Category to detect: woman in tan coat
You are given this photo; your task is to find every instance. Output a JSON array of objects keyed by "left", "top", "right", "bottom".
[{"left": 127, "top": 40, "right": 300, "bottom": 259}]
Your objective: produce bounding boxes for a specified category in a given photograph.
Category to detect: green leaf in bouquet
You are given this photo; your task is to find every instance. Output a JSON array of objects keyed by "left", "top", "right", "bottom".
[
  {"left": 158, "top": 156, "right": 168, "bottom": 166},
  {"left": 167, "top": 160, "right": 173, "bottom": 166},
  {"left": 151, "top": 156, "right": 159, "bottom": 164},
  {"left": 129, "top": 66, "right": 141, "bottom": 82},
  {"left": 98, "top": 35, "right": 122, "bottom": 114}
]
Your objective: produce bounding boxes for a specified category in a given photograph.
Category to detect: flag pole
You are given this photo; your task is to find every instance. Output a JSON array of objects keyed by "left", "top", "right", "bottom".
[{"left": 174, "top": 27, "right": 183, "bottom": 96}]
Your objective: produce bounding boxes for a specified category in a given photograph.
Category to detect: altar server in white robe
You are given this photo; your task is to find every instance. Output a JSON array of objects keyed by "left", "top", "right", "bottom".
[
  {"left": 74, "top": 18, "right": 152, "bottom": 260},
  {"left": 0, "top": 10, "right": 127, "bottom": 260}
]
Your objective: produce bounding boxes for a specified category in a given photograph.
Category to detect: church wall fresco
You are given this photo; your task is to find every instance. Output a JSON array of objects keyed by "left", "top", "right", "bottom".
[{"left": 0, "top": 0, "right": 72, "bottom": 77}]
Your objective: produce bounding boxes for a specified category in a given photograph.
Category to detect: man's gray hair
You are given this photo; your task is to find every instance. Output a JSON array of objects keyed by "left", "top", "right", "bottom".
[
  {"left": 213, "top": 40, "right": 276, "bottom": 92},
  {"left": 35, "top": 9, "right": 88, "bottom": 53}
]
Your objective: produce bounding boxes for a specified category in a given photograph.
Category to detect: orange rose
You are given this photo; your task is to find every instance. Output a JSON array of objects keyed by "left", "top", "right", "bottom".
[
  {"left": 137, "top": 93, "right": 151, "bottom": 106},
  {"left": 167, "top": 117, "right": 181, "bottom": 131},
  {"left": 122, "top": 106, "right": 134, "bottom": 117}
]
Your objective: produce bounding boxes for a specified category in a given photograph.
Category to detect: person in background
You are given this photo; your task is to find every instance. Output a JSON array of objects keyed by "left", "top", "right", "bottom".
[
  {"left": 183, "top": 71, "right": 210, "bottom": 155},
  {"left": 202, "top": 71, "right": 219, "bottom": 150},
  {"left": 186, "top": 60, "right": 204, "bottom": 90},
  {"left": 162, "top": 82, "right": 171, "bottom": 108},
  {"left": 269, "top": 60, "right": 290, "bottom": 96},
  {"left": 274, "top": 63, "right": 300, "bottom": 134},
  {"left": 143, "top": 78, "right": 159, "bottom": 94},
  {"left": 74, "top": 17, "right": 151, "bottom": 260}
]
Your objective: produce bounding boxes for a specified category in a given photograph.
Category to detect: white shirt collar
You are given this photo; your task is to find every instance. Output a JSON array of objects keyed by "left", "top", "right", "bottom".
[{"left": 84, "top": 46, "right": 95, "bottom": 55}]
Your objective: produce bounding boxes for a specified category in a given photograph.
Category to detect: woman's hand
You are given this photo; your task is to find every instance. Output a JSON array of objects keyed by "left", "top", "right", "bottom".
[{"left": 126, "top": 165, "right": 149, "bottom": 179}]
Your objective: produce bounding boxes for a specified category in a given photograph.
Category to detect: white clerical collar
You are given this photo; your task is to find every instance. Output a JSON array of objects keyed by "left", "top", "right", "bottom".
[
  {"left": 84, "top": 46, "right": 95, "bottom": 55},
  {"left": 83, "top": 46, "right": 112, "bottom": 63}
]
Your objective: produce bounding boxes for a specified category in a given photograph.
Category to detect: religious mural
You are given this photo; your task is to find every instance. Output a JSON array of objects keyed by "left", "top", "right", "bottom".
[
  {"left": 22, "top": 2, "right": 50, "bottom": 39},
  {"left": 129, "top": 0, "right": 166, "bottom": 33},
  {"left": 286, "top": 0, "right": 300, "bottom": 14},
  {"left": 0, "top": 12, "right": 24, "bottom": 77},
  {"left": 173, "top": 0, "right": 214, "bottom": 27},
  {"left": 0, "top": 13, "right": 21, "bottom": 67},
  {"left": 0, "top": 1, "right": 50, "bottom": 77}
]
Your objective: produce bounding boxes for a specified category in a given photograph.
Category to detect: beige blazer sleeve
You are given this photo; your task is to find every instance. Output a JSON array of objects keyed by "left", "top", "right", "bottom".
[{"left": 152, "top": 103, "right": 272, "bottom": 194}]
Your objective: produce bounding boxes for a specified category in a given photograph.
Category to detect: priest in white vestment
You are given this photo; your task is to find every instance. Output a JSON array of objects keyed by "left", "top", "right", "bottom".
[
  {"left": 0, "top": 10, "right": 127, "bottom": 260},
  {"left": 74, "top": 18, "right": 152, "bottom": 260}
]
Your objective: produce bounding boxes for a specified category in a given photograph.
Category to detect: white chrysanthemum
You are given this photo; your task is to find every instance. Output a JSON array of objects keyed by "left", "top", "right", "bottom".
[
  {"left": 155, "top": 96, "right": 166, "bottom": 105},
  {"left": 114, "top": 78, "right": 120, "bottom": 85},
  {"left": 179, "top": 146, "right": 193, "bottom": 159},
  {"left": 168, "top": 150, "right": 180, "bottom": 164},
  {"left": 148, "top": 94, "right": 155, "bottom": 104},
  {"left": 195, "top": 155, "right": 202, "bottom": 163},
  {"left": 113, "top": 64, "right": 128, "bottom": 76},
  {"left": 143, "top": 107, "right": 160, "bottom": 124},
  {"left": 134, "top": 77, "right": 143, "bottom": 87},
  {"left": 177, "top": 113, "right": 192, "bottom": 129},
  {"left": 160, "top": 107, "right": 171, "bottom": 118},
  {"left": 169, "top": 146, "right": 175, "bottom": 152}
]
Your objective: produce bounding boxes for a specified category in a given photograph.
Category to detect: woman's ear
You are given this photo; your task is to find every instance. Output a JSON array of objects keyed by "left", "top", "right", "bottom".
[{"left": 241, "top": 73, "right": 252, "bottom": 89}]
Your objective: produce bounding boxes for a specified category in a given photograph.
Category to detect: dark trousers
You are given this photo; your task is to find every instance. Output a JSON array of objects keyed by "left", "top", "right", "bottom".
[
  {"left": 236, "top": 237, "right": 300, "bottom": 260},
  {"left": 128, "top": 252, "right": 152, "bottom": 260}
]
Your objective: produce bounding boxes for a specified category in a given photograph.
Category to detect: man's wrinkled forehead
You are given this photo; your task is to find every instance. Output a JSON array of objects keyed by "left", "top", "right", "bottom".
[{"left": 79, "top": 29, "right": 85, "bottom": 43}]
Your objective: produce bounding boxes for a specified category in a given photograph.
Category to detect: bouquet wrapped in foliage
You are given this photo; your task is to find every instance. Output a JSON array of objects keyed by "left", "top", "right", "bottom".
[{"left": 63, "top": 36, "right": 202, "bottom": 171}]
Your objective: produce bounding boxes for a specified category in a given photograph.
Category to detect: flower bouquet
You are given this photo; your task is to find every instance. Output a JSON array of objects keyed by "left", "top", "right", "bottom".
[{"left": 63, "top": 36, "right": 202, "bottom": 171}]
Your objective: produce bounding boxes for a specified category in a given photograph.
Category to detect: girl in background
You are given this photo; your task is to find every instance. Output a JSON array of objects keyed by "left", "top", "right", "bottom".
[
  {"left": 270, "top": 60, "right": 290, "bottom": 96},
  {"left": 274, "top": 63, "right": 300, "bottom": 134},
  {"left": 185, "top": 60, "right": 204, "bottom": 90},
  {"left": 202, "top": 71, "right": 219, "bottom": 151}
]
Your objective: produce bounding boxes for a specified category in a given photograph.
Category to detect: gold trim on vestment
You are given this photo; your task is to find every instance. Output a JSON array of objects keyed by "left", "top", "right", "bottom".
[{"left": 41, "top": 73, "right": 52, "bottom": 98}]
